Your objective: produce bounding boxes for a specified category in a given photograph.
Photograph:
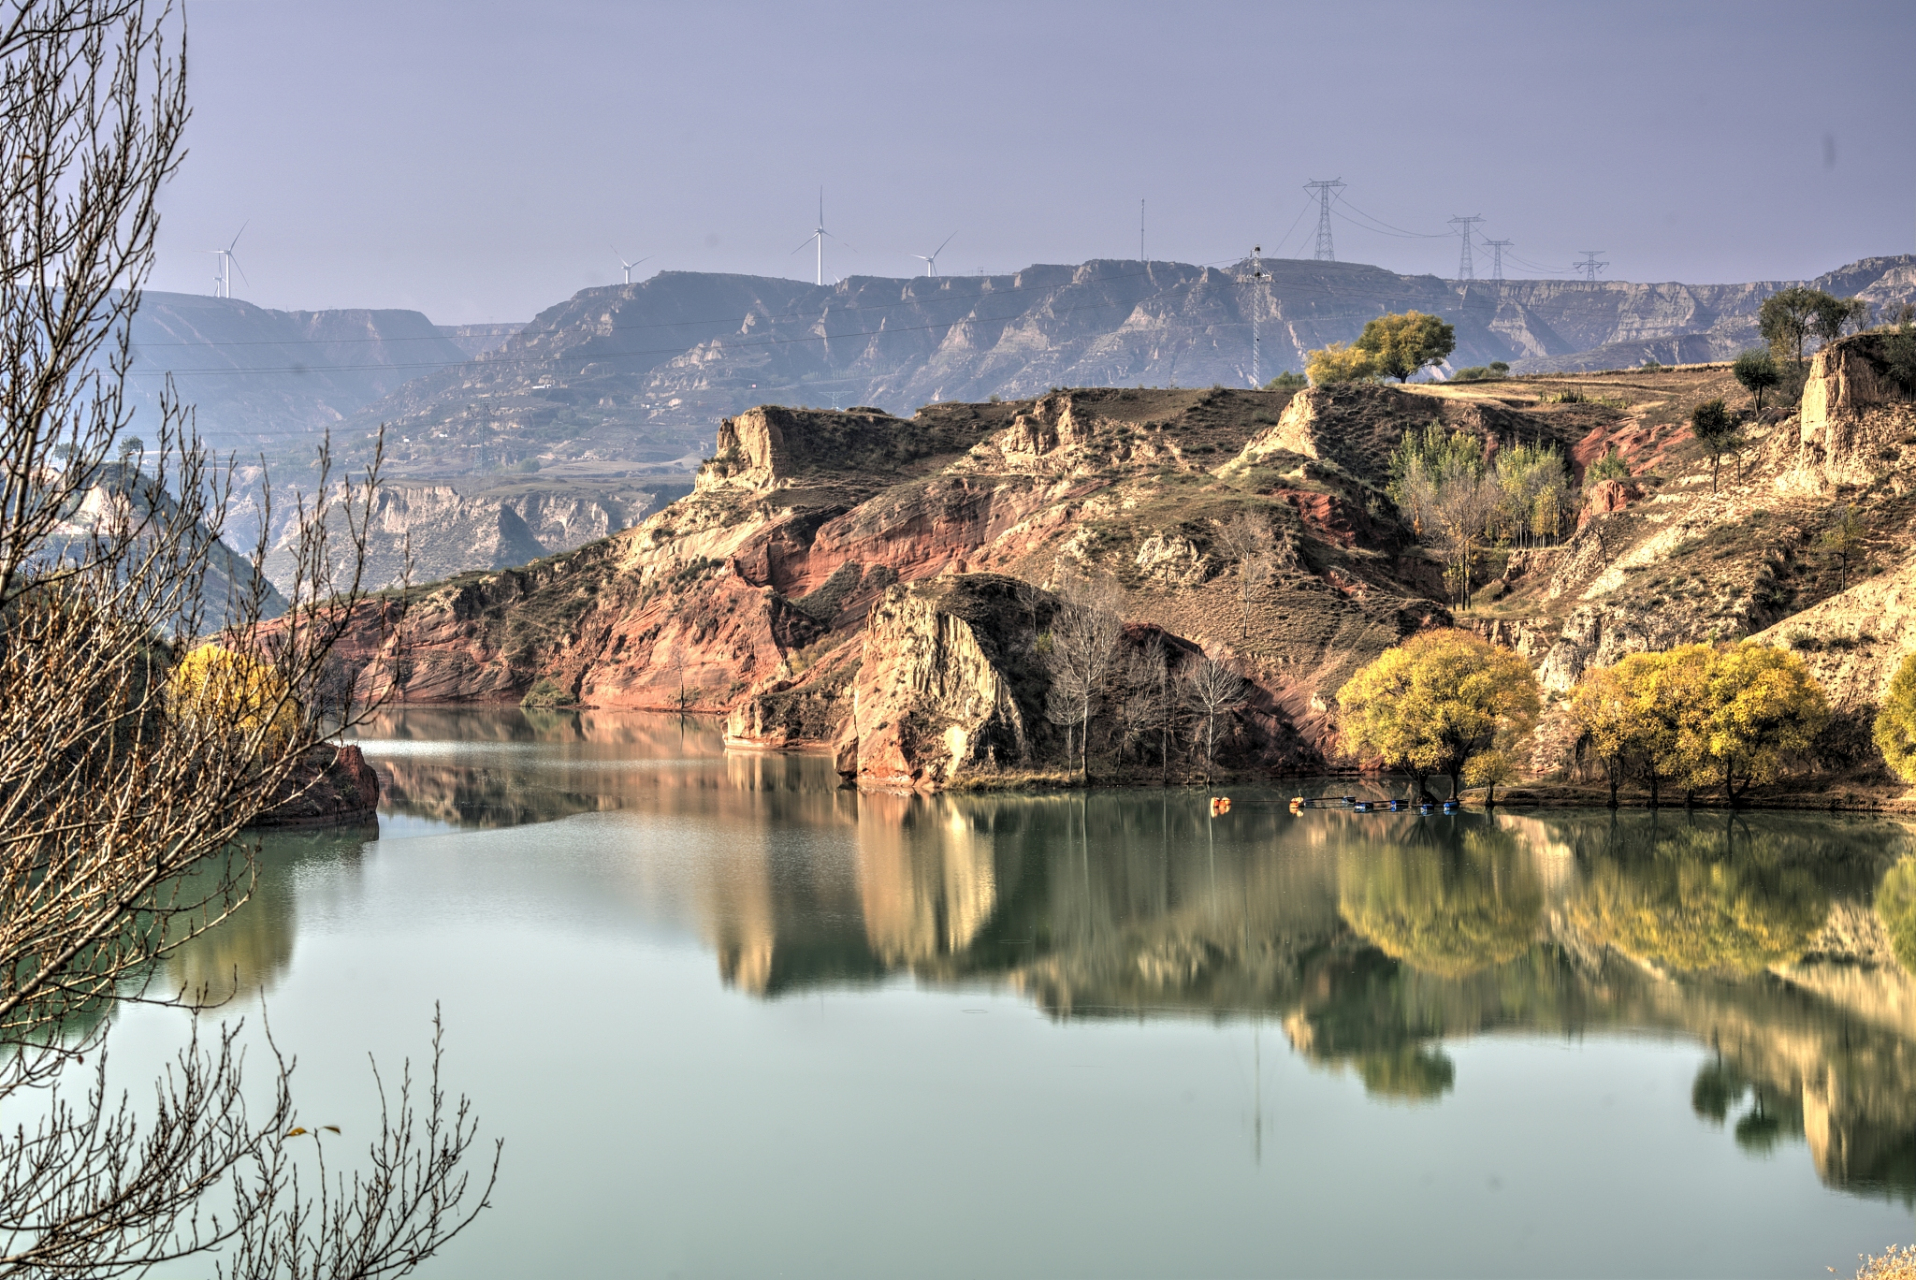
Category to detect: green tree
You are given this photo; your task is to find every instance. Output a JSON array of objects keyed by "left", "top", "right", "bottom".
[
  {"left": 1759, "top": 285, "right": 1827, "bottom": 367},
  {"left": 1305, "top": 340, "right": 1377, "bottom": 385},
  {"left": 1873, "top": 651, "right": 1916, "bottom": 784},
  {"left": 1818, "top": 502, "right": 1866, "bottom": 590},
  {"left": 1264, "top": 370, "right": 1308, "bottom": 390},
  {"left": 1689, "top": 398, "right": 1743, "bottom": 493},
  {"left": 1731, "top": 349, "right": 1780, "bottom": 412},
  {"left": 1492, "top": 440, "right": 1572, "bottom": 547},
  {"left": 1883, "top": 313, "right": 1916, "bottom": 396},
  {"left": 1337, "top": 630, "right": 1541, "bottom": 801},
  {"left": 1388, "top": 424, "right": 1497, "bottom": 604},
  {"left": 1811, "top": 294, "right": 1872, "bottom": 350},
  {"left": 1353, "top": 310, "right": 1457, "bottom": 383},
  {"left": 1704, "top": 643, "right": 1830, "bottom": 804}
]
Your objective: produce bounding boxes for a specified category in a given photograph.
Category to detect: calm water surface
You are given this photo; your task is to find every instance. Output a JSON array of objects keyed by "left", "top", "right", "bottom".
[{"left": 130, "top": 709, "right": 1916, "bottom": 1278}]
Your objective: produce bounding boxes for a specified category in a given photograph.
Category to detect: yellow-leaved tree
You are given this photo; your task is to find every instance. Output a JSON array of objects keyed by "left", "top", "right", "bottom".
[
  {"left": 1337, "top": 629, "right": 1540, "bottom": 802},
  {"left": 1305, "top": 340, "right": 1377, "bottom": 385},
  {"left": 1873, "top": 650, "right": 1916, "bottom": 784},
  {"left": 1705, "top": 643, "right": 1829, "bottom": 803},
  {"left": 167, "top": 643, "right": 300, "bottom": 750},
  {"left": 1569, "top": 646, "right": 1712, "bottom": 806},
  {"left": 1570, "top": 852, "right": 1827, "bottom": 974}
]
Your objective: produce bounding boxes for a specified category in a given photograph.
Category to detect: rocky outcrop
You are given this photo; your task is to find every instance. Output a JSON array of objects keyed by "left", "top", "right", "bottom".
[
  {"left": 1749, "top": 552, "right": 1916, "bottom": 715},
  {"left": 1791, "top": 333, "right": 1916, "bottom": 491},
  {"left": 1577, "top": 478, "right": 1642, "bottom": 527},
  {"left": 250, "top": 743, "right": 380, "bottom": 829},
  {"left": 838, "top": 575, "right": 1058, "bottom": 789}
]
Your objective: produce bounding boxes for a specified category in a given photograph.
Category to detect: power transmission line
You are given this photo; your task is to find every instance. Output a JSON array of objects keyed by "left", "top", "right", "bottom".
[
  {"left": 1247, "top": 243, "right": 1264, "bottom": 387},
  {"left": 1447, "top": 216, "right": 1483, "bottom": 280},
  {"left": 1303, "top": 179, "right": 1345, "bottom": 261},
  {"left": 1575, "top": 250, "right": 1609, "bottom": 283},
  {"left": 1481, "top": 238, "right": 1512, "bottom": 282}
]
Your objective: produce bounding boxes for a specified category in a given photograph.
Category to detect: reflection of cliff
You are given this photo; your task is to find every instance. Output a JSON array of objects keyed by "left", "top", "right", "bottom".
[
  {"left": 348, "top": 709, "right": 1916, "bottom": 1201},
  {"left": 683, "top": 794, "right": 1916, "bottom": 1203}
]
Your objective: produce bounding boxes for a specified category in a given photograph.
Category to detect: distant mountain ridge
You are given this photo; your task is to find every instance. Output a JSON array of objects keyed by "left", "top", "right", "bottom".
[
  {"left": 125, "top": 291, "right": 469, "bottom": 449},
  {"left": 339, "top": 255, "right": 1916, "bottom": 481}
]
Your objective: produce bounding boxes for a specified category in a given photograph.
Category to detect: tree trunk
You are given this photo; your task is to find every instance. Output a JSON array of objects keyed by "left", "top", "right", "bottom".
[
  {"left": 1607, "top": 765, "right": 1619, "bottom": 809},
  {"left": 1648, "top": 770, "right": 1660, "bottom": 809}
]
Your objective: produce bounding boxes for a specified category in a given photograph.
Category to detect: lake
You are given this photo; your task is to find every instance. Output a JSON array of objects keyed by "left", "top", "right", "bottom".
[{"left": 132, "top": 709, "right": 1916, "bottom": 1278}]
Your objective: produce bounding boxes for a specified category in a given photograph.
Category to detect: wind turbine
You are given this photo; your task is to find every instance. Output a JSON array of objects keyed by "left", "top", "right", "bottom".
[
  {"left": 910, "top": 232, "right": 956, "bottom": 277},
  {"left": 792, "top": 188, "right": 852, "bottom": 286},
  {"left": 613, "top": 246, "right": 652, "bottom": 285},
  {"left": 207, "top": 223, "right": 248, "bottom": 299}
]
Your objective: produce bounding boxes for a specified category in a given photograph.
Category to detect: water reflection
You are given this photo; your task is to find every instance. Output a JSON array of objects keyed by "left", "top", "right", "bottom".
[
  {"left": 166, "top": 826, "right": 374, "bottom": 1003},
  {"left": 291, "top": 711, "right": 1916, "bottom": 1203}
]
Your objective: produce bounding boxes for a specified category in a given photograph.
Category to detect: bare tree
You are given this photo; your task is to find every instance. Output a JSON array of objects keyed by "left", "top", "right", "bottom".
[
  {"left": 1042, "top": 567, "right": 1124, "bottom": 780},
  {"left": 1115, "top": 634, "right": 1171, "bottom": 777},
  {"left": 1180, "top": 654, "right": 1247, "bottom": 783},
  {"left": 1213, "top": 512, "right": 1278, "bottom": 638},
  {"left": 0, "top": 4, "right": 493, "bottom": 1274}
]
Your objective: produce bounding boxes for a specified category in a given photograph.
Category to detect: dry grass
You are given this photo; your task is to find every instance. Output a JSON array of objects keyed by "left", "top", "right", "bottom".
[{"left": 1846, "top": 1243, "right": 1916, "bottom": 1278}]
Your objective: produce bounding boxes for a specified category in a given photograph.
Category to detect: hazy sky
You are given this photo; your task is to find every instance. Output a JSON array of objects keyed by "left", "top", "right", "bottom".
[{"left": 148, "top": 0, "right": 1916, "bottom": 324}]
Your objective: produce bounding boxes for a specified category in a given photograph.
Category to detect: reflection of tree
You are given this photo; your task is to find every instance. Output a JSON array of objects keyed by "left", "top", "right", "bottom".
[
  {"left": 1356, "top": 1046, "right": 1455, "bottom": 1103},
  {"left": 1336, "top": 822, "right": 1543, "bottom": 978},
  {"left": 1691, "top": 1056, "right": 1804, "bottom": 1154},
  {"left": 1570, "top": 825, "right": 1829, "bottom": 973},
  {"left": 164, "top": 828, "right": 370, "bottom": 1002},
  {"left": 1877, "top": 859, "right": 1916, "bottom": 976}
]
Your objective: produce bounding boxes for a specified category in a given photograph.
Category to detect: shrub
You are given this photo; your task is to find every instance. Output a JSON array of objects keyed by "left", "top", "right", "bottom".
[
  {"left": 520, "top": 677, "right": 577, "bottom": 709},
  {"left": 1585, "top": 448, "right": 1630, "bottom": 486}
]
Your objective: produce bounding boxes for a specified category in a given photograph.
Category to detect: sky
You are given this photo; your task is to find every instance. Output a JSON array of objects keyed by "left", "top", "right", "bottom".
[{"left": 148, "top": 0, "right": 1916, "bottom": 325}]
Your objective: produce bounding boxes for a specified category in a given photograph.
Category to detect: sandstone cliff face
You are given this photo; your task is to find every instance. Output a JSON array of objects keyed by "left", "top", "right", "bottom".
[
  {"left": 330, "top": 385, "right": 1460, "bottom": 786},
  {"left": 837, "top": 575, "right": 1057, "bottom": 789},
  {"left": 1790, "top": 333, "right": 1916, "bottom": 492}
]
